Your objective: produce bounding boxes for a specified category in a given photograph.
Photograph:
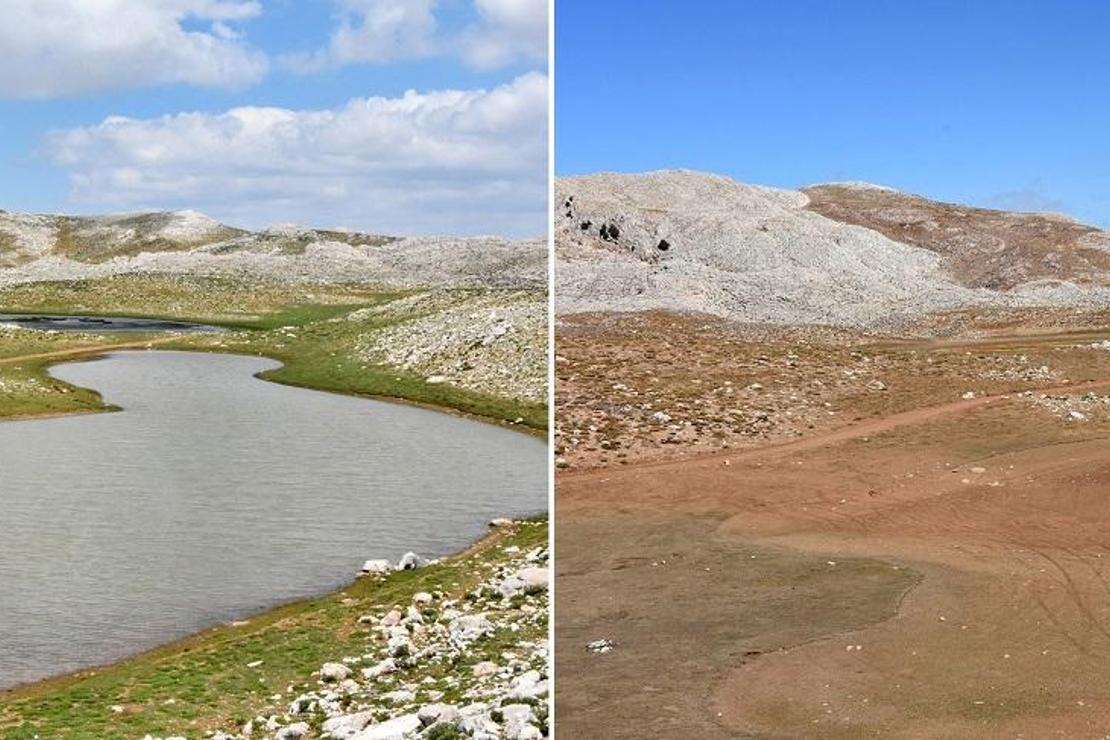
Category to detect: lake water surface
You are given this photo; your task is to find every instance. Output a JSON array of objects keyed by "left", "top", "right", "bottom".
[
  {"left": 0, "top": 314, "right": 220, "bottom": 332},
  {"left": 0, "top": 351, "right": 546, "bottom": 689}
]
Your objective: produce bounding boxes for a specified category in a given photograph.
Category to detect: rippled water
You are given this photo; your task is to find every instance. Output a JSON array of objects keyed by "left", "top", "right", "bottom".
[{"left": 0, "top": 351, "right": 546, "bottom": 689}]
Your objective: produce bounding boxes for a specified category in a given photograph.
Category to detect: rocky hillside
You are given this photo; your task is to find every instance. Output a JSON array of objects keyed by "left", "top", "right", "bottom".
[
  {"left": 0, "top": 209, "right": 544, "bottom": 290},
  {"left": 556, "top": 171, "right": 1110, "bottom": 328},
  {"left": 803, "top": 183, "right": 1110, "bottom": 290}
]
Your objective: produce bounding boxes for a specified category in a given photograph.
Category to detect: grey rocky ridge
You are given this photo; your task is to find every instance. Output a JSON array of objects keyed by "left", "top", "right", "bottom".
[
  {"left": 0, "top": 210, "right": 544, "bottom": 291},
  {"left": 556, "top": 170, "right": 1110, "bottom": 329},
  {"left": 0, "top": 209, "right": 547, "bottom": 407}
]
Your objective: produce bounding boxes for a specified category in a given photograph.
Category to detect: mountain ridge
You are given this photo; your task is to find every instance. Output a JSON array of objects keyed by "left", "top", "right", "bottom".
[
  {"left": 0, "top": 209, "right": 545, "bottom": 290},
  {"left": 555, "top": 170, "right": 1110, "bottom": 329}
]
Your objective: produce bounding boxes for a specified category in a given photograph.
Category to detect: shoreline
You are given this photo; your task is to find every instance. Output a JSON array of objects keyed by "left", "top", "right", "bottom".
[
  {"left": 1, "top": 340, "right": 547, "bottom": 437},
  {"left": 0, "top": 514, "right": 545, "bottom": 700},
  {"left": 0, "top": 337, "right": 549, "bottom": 711}
]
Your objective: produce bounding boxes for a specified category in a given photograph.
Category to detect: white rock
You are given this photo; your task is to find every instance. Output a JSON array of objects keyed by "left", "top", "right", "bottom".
[
  {"left": 320, "top": 662, "right": 352, "bottom": 682},
  {"left": 289, "top": 694, "right": 315, "bottom": 714},
  {"left": 352, "top": 713, "right": 422, "bottom": 740},
  {"left": 450, "top": 613, "right": 494, "bottom": 644},
  {"left": 458, "top": 704, "right": 500, "bottom": 737},
  {"left": 516, "top": 567, "right": 549, "bottom": 594},
  {"left": 472, "top": 660, "right": 499, "bottom": 676},
  {"left": 387, "top": 634, "right": 412, "bottom": 657},
  {"left": 397, "top": 552, "right": 425, "bottom": 570},
  {"left": 418, "top": 703, "right": 460, "bottom": 727},
  {"left": 503, "top": 703, "right": 542, "bottom": 740},
  {"left": 361, "top": 657, "right": 397, "bottom": 679},
  {"left": 361, "top": 559, "right": 392, "bottom": 574},
  {"left": 323, "top": 711, "right": 376, "bottom": 739},
  {"left": 509, "top": 670, "right": 548, "bottom": 700},
  {"left": 382, "top": 688, "right": 416, "bottom": 703},
  {"left": 275, "top": 723, "right": 311, "bottom": 740}
]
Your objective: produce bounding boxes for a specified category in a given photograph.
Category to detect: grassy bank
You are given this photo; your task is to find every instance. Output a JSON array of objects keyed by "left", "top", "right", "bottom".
[
  {"left": 0, "top": 276, "right": 547, "bottom": 431},
  {"left": 0, "top": 277, "right": 550, "bottom": 739},
  {"left": 0, "top": 519, "right": 548, "bottom": 739}
]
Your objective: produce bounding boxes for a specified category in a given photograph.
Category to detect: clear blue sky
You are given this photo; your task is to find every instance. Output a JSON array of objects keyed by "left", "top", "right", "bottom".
[
  {"left": 0, "top": 1, "right": 548, "bottom": 237},
  {"left": 556, "top": 0, "right": 1110, "bottom": 226}
]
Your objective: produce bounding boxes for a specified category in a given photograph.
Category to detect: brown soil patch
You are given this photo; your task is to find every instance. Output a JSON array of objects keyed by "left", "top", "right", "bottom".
[
  {"left": 555, "top": 311, "right": 1110, "bottom": 473},
  {"left": 802, "top": 184, "right": 1110, "bottom": 290},
  {"left": 556, "top": 312, "right": 1110, "bottom": 738}
]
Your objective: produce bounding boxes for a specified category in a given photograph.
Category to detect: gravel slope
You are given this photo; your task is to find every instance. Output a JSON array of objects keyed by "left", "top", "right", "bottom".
[
  {"left": 0, "top": 210, "right": 544, "bottom": 290},
  {"left": 556, "top": 171, "right": 1110, "bottom": 329}
]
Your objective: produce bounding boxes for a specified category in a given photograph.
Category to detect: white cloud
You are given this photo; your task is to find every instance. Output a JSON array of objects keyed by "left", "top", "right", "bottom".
[
  {"left": 0, "top": 0, "right": 266, "bottom": 98},
  {"left": 291, "top": 0, "right": 546, "bottom": 71},
  {"left": 461, "top": 0, "right": 547, "bottom": 70},
  {"left": 46, "top": 73, "right": 549, "bottom": 237},
  {"left": 287, "top": 0, "right": 438, "bottom": 71}
]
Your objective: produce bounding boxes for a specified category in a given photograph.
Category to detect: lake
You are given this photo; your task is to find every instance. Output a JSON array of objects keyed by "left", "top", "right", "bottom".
[{"left": 0, "top": 351, "right": 546, "bottom": 689}]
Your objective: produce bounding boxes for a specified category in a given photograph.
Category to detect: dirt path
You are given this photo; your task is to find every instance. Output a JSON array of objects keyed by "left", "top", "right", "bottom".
[
  {"left": 556, "top": 338, "right": 1110, "bottom": 738},
  {"left": 559, "top": 376, "right": 1110, "bottom": 490}
]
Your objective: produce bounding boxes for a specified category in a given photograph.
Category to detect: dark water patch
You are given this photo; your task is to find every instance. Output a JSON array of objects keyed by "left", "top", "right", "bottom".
[{"left": 0, "top": 314, "right": 221, "bottom": 333}]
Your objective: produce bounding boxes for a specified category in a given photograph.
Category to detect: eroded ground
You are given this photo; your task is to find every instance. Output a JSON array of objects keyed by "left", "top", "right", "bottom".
[
  {"left": 556, "top": 310, "right": 1110, "bottom": 738},
  {"left": 555, "top": 310, "right": 1110, "bottom": 471}
]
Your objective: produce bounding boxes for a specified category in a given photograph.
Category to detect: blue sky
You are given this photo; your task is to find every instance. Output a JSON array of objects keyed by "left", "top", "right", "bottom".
[
  {"left": 0, "top": 0, "right": 548, "bottom": 237},
  {"left": 556, "top": 0, "right": 1110, "bottom": 226}
]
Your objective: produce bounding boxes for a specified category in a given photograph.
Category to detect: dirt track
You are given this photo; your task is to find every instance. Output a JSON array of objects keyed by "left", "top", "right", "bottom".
[{"left": 556, "top": 327, "right": 1110, "bottom": 738}]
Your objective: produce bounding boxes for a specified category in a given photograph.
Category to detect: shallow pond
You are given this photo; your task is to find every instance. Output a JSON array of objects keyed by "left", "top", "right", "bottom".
[
  {"left": 0, "top": 351, "right": 546, "bottom": 689},
  {"left": 0, "top": 314, "right": 220, "bottom": 332}
]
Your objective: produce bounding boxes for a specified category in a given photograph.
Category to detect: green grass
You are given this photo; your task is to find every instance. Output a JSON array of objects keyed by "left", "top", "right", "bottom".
[
  {"left": 0, "top": 277, "right": 548, "bottom": 738},
  {"left": 0, "top": 521, "right": 548, "bottom": 740},
  {"left": 0, "top": 275, "right": 390, "bottom": 326},
  {"left": 0, "top": 359, "right": 111, "bottom": 418},
  {"left": 0, "top": 277, "right": 547, "bottom": 431}
]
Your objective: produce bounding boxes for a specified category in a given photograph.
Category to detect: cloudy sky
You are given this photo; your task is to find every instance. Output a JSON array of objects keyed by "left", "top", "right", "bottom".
[{"left": 0, "top": 0, "right": 548, "bottom": 237}]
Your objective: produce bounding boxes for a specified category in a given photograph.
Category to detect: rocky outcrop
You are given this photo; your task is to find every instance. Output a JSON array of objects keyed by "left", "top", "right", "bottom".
[
  {"left": 354, "top": 290, "right": 547, "bottom": 404},
  {"left": 0, "top": 209, "right": 543, "bottom": 291},
  {"left": 556, "top": 170, "right": 1110, "bottom": 329},
  {"left": 803, "top": 182, "right": 1110, "bottom": 290},
  {"left": 180, "top": 530, "right": 550, "bottom": 740}
]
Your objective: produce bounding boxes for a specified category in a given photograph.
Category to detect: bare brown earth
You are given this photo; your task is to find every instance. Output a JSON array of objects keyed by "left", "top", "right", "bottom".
[
  {"left": 803, "top": 184, "right": 1110, "bottom": 290},
  {"left": 556, "top": 310, "right": 1110, "bottom": 738}
]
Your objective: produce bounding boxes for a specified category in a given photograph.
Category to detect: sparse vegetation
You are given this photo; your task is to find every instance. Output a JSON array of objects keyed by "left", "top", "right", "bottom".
[{"left": 0, "top": 520, "right": 548, "bottom": 740}]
